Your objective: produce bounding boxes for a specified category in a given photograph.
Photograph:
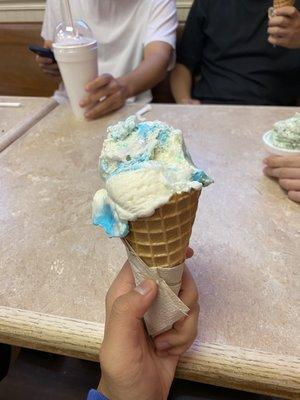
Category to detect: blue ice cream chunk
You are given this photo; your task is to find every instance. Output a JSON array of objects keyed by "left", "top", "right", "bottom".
[
  {"left": 192, "top": 170, "right": 213, "bottom": 187},
  {"left": 93, "top": 197, "right": 129, "bottom": 237},
  {"left": 137, "top": 123, "right": 153, "bottom": 139}
]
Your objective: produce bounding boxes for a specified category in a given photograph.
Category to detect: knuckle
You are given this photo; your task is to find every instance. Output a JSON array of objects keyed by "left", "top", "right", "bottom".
[
  {"left": 111, "top": 90, "right": 121, "bottom": 102},
  {"left": 110, "top": 80, "right": 118, "bottom": 91},
  {"left": 278, "top": 168, "right": 284, "bottom": 178},
  {"left": 90, "top": 93, "right": 100, "bottom": 103},
  {"left": 103, "top": 73, "right": 113, "bottom": 83},
  {"left": 111, "top": 296, "right": 131, "bottom": 317}
]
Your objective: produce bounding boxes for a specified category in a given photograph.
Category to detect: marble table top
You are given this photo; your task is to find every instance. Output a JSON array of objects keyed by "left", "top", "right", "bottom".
[{"left": 0, "top": 103, "right": 299, "bottom": 398}]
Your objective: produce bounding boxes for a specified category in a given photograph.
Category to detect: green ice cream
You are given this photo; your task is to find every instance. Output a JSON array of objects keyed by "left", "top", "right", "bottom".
[{"left": 271, "top": 113, "right": 300, "bottom": 150}]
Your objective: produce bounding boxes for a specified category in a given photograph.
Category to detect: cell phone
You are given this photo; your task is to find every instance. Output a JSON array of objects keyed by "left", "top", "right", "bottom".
[{"left": 28, "top": 44, "right": 56, "bottom": 63}]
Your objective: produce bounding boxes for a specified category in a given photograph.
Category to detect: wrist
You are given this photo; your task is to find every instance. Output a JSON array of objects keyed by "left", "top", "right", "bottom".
[
  {"left": 98, "top": 379, "right": 111, "bottom": 399},
  {"left": 87, "top": 389, "right": 109, "bottom": 400},
  {"left": 117, "top": 76, "right": 131, "bottom": 100}
]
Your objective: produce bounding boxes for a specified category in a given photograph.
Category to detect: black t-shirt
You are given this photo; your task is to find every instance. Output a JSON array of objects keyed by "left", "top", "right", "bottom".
[{"left": 178, "top": 0, "right": 300, "bottom": 105}]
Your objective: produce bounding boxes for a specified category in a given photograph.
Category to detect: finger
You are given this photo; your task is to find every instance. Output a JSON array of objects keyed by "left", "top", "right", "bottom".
[
  {"left": 85, "top": 74, "right": 113, "bottom": 92},
  {"left": 264, "top": 167, "right": 300, "bottom": 179},
  {"left": 190, "top": 99, "right": 201, "bottom": 105},
  {"left": 279, "top": 179, "right": 300, "bottom": 191},
  {"left": 155, "top": 303, "right": 199, "bottom": 354},
  {"left": 186, "top": 247, "right": 194, "bottom": 259},
  {"left": 273, "top": 6, "right": 298, "bottom": 18},
  {"left": 178, "top": 266, "right": 199, "bottom": 307},
  {"left": 268, "top": 16, "right": 290, "bottom": 27},
  {"left": 81, "top": 80, "right": 118, "bottom": 107},
  {"left": 105, "top": 261, "right": 135, "bottom": 318},
  {"left": 40, "top": 67, "right": 60, "bottom": 77},
  {"left": 268, "top": 35, "right": 278, "bottom": 45},
  {"left": 288, "top": 190, "right": 300, "bottom": 203},
  {"left": 40, "top": 63, "right": 59, "bottom": 71},
  {"left": 36, "top": 56, "right": 53, "bottom": 65},
  {"left": 154, "top": 267, "right": 199, "bottom": 351},
  {"left": 85, "top": 91, "right": 123, "bottom": 119},
  {"left": 263, "top": 156, "right": 300, "bottom": 168},
  {"left": 268, "top": 26, "right": 286, "bottom": 36},
  {"left": 105, "top": 279, "right": 157, "bottom": 349},
  {"left": 268, "top": 35, "right": 289, "bottom": 47},
  {"left": 40, "top": 67, "right": 59, "bottom": 76}
]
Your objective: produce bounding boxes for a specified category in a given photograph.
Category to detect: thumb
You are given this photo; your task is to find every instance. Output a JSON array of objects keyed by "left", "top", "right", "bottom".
[{"left": 106, "top": 279, "right": 158, "bottom": 347}]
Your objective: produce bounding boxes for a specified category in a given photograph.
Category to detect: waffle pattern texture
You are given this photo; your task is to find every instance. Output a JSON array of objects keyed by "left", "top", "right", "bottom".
[
  {"left": 126, "top": 190, "right": 201, "bottom": 268},
  {"left": 273, "top": 0, "right": 295, "bottom": 8}
]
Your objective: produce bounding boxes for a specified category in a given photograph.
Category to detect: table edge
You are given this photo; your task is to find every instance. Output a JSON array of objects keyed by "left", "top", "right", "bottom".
[
  {"left": 0, "top": 307, "right": 298, "bottom": 399},
  {"left": 0, "top": 98, "right": 58, "bottom": 152}
]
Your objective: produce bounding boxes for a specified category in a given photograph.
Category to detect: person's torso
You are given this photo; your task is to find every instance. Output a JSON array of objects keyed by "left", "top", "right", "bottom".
[
  {"left": 56, "top": 0, "right": 154, "bottom": 102},
  {"left": 194, "top": 0, "right": 300, "bottom": 105}
]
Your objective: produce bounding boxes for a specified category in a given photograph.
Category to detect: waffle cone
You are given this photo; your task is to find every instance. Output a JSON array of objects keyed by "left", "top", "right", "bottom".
[
  {"left": 273, "top": 0, "right": 295, "bottom": 8},
  {"left": 125, "top": 189, "right": 201, "bottom": 268}
]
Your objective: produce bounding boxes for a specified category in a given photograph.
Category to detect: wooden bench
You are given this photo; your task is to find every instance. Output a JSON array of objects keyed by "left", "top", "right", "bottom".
[{"left": 0, "top": 23, "right": 60, "bottom": 97}]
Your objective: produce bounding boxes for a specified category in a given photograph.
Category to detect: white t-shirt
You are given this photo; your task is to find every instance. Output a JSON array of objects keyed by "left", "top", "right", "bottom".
[{"left": 42, "top": 0, "right": 178, "bottom": 103}]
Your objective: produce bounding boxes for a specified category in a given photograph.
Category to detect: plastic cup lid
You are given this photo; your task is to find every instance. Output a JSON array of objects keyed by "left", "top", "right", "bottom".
[{"left": 54, "top": 20, "right": 94, "bottom": 46}]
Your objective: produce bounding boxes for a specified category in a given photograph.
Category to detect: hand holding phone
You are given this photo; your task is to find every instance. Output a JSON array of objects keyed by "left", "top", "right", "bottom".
[
  {"left": 28, "top": 44, "right": 56, "bottom": 62},
  {"left": 29, "top": 44, "right": 61, "bottom": 78}
]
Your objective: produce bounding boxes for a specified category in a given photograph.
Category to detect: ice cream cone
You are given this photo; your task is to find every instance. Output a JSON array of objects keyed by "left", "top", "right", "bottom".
[
  {"left": 125, "top": 189, "right": 201, "bottom": 269},
  {"left": 273, "top": 0, "right": 295, "bottom": 8}
]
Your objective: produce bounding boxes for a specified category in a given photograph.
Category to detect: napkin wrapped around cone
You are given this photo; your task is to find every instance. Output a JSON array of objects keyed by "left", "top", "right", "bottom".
[{"left": 124, "top": 189, "right": 200, "bottom": 335}]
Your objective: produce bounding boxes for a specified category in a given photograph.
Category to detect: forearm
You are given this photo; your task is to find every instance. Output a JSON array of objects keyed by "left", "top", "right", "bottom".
[
  {"left": 117, "top": 44, "right": 171, "bottom": 99},
  {"left": 170, "top": 63, "right": 194, "bottom": 103}
]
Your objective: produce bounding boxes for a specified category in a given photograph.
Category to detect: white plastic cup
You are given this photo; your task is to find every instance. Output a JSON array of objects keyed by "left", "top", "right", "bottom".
[{"left": 53, "top": 39, "right": 98, "bottom": 120}]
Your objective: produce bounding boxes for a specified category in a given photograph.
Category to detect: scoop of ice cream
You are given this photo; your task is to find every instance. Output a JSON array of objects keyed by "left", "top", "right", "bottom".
[
  {"left": 92, "top": 116, "right": 213, "bottom": 237},
  {"left": 271, "top": 113, "right": 300, "bottom": 150}
]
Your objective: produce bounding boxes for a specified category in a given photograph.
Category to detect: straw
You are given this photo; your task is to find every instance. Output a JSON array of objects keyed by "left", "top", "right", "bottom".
[
  {"left": 135, "top": 105, "right": 152, "bottom": 121},
  {"left": 63, "top": 0, "right": 75, "bottom": 34},
  {"left": 0, "top": 102, "right": 21, "bottom": 108}
]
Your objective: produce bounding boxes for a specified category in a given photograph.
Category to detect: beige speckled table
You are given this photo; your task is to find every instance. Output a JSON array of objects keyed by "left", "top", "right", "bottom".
[
  {"left": 0, "top": 104, "right": 299, "bottom": 399},
  {"left": 0, "top": 96, "right": 57, "bottom": 152}
]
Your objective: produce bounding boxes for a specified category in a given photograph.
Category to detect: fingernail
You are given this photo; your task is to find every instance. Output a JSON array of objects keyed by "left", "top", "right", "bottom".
[
  {"left": 155, "top": 341, "right": 170, "bottom": 351},
  {"left": 134, "top": 279, "right": 153, "bottom": 296}
]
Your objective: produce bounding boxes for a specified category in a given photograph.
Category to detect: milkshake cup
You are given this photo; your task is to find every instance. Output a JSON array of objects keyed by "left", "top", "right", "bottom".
[{"left": 52, "top": 21, "right": 98, "bottom": 120}]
